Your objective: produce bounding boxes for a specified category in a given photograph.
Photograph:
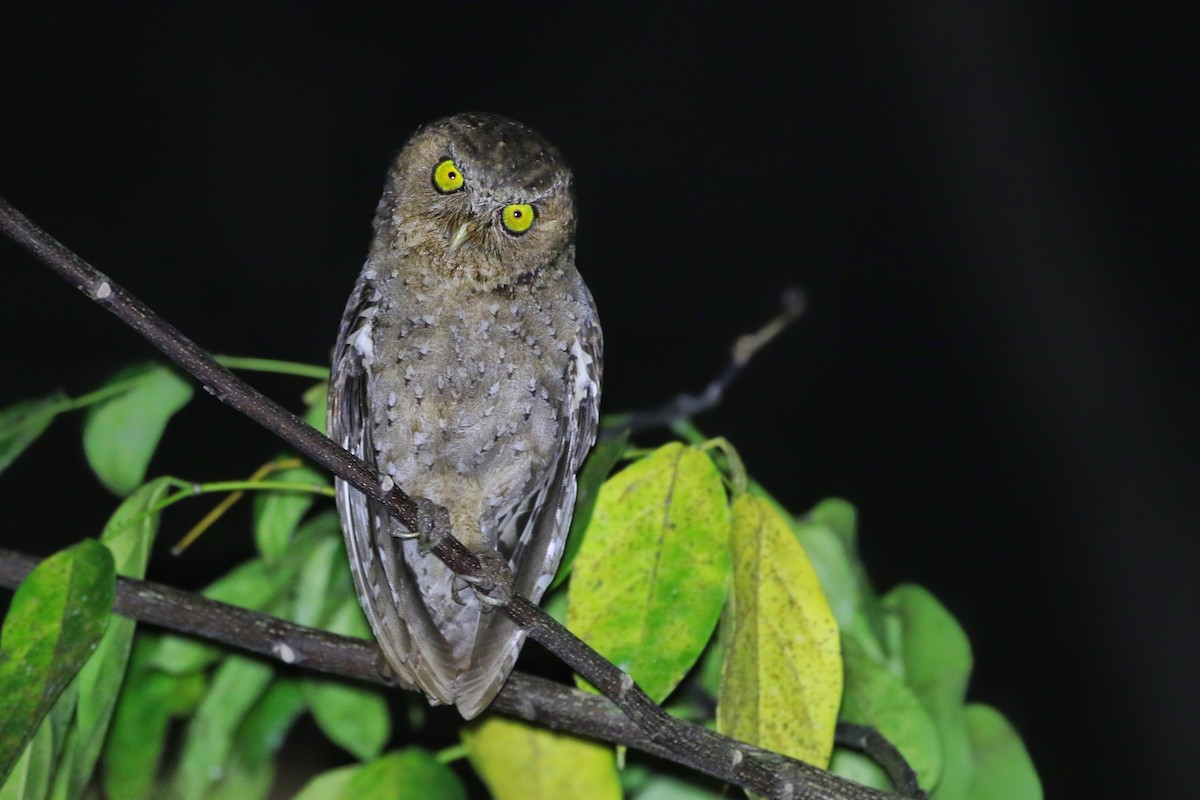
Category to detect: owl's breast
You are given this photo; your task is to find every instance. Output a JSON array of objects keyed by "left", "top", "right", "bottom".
[{"left": 362, "top": 278, "right": 578, "bottom": 542}]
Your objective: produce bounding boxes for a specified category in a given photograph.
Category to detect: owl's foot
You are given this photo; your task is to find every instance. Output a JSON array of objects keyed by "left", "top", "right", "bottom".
[
  {"left": 413, "top": 497, "right": 512, "bottom": 608},
  {"left": 414, "top": 497, "right": 453, "bottom": 553},
  {"left": 456, "top": 550, "right": 514, "bottom": 611}
]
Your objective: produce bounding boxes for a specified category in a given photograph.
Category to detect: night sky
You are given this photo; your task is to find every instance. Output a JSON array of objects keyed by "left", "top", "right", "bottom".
[{"left": 2, "top": 5, "right": 1195, "bottom": 796}]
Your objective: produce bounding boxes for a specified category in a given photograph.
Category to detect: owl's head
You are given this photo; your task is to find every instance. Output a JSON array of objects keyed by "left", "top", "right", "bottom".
[{"left": 373, "top": 113, "right": 576, "bottom": 290}]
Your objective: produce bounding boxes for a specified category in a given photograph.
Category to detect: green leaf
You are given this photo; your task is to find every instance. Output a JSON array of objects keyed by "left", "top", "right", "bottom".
[
  {"left": 288, "top": 511, "right": 356, "bottom": 631},
  {"left": 103, "top": 637, "right": 205, "bottom": 800},
  {"left": 206, "top": 679, "right": 308, "bottom": 800},
  {"left": 1, "top": 483, "right": 169, "bottom": 799},
  {"left": 964, "top": 704, "right": 1042, "bottom": 800},
  {"left": 252, "top": 463, "right": 325, "bottom": 565},
  {"left": 884, "top": 584, "right": 974, "bottom": 799},
  {"left": 305, "top": 679, "right": 389, "bottom": 762},
  {"left": 151, "top": 517, "right": 332, "bottom": 675},
  {"left": 290, "top": 535, "right": 343, "bottom": 628},
  {"left": 885, "top": 587, "right": 971, "bottom": 712},
  {"left": 98, "top": 476, "right": 173, "bottom": 575},
  {"left": 293, "top": 508, "right": 345, "bottom": 557},
  {"left": 806, "top": 497, "right": 857, "bottom": 544},
  {"left": 302, "top": 382, "right": 328, "bottom": 435},
  {"left": 835, "top": 637, "right": 942, "bottom": 790},
  {"left": 568, "top": 443, "right": 731, "bottom": 702},
  {"left": 0, "top": 392, "right": 65, "bottom": 477},
  {"left": 694, "top": 633, "right": 724, "bottom": 700},
  {"left": 827, "top": 748, "right": 890, "bottom": 793},
  {"left": 203, "top": 763, "right": 272, "bottom": 800},
  {"left": 551, "top": 430, "right": 628, "bottom": 589},
  {"left": 291, "top": 765, "right": 357, "bottom": 800},
  {"left": 716, "top": 494, "right": 842, "bottom": 770},
  {"left": 341, "top": 749, "right": 465, "bottom": 800},
  {"left": 48, "top": 479, "right": 173, "bottom": 800},
  {"left": 83, "top": 363, "right": 192, "bottom": 495},
  {"left": 463, "top": 716, "right": 619, "bottom": 800},
  {"left": 541, "top": 586, "right": 568, "bottom": 626},
  {"left": 304, "top": 599, "right": 389, "bottom": 761},
  {"left": 322, "top": 589, "right": 372, "bottom": 641},
  {"left": 0, "top": 687, "right": 77, "bottom": 800},
  {"left": 171, "top": 655, "right": 275, "bottom": 800},
  {"left": 0, "top": 540, "right": 115, "bottom": 786}
]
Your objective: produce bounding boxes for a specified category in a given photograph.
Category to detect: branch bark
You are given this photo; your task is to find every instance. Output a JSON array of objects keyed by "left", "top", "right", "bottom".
[{"left": 0, "top": 197, "right": 922, "bottom": 800}]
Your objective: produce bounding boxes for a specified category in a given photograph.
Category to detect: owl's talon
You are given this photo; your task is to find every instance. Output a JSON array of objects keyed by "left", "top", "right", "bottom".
[
  {"left": 461, "top": 550, "right": 514, "bottom": 610},
  {"left": 415, "top": 497, "right": 452, "bottom": 553},
  {"left": 450, "top": 574, "right": 471, "bottom": 605}
]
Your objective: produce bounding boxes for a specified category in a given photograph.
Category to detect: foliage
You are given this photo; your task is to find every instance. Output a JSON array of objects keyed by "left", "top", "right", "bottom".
[{"left": 0, "top": 361, "right": 1041, "bottom": 799}]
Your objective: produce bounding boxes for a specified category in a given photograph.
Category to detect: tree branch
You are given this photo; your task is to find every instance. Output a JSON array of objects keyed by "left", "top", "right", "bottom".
[
  {"left": 0, "top": 197, "right": 922, "bottom": 800},
  {"left": 605, "top": 287, "right": 807, "bottom": 436},
  {"left": 0, "top": 547, "right": 919, "bottom": 797}
]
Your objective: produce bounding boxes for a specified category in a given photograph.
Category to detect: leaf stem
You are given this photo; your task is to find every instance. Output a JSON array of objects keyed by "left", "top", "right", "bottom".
[
  {"left": 701, "top": 437, "right": 749, "bottom": 497},
  {"left": 435, "top": 743, "right": 470, "bottom": 764},
  {"left": 61, "top": 373, "right": 154, "bottom": 412},
  {"left": 171, "top": 457, "right": 305, "bottom": 554},
  {"left": 214, "top": 355, "right": 329, "bottom": 381},
  {"left": 146, "top": 480, "right": 334, "bottom": 522},
  {"left": 670, "top": 419, "right": 707, "bottom": 446}
]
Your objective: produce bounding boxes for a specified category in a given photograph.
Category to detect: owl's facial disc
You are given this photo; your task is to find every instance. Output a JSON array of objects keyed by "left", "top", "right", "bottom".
[
  {"left": 442, "top": 195, "right": 540, "bottom": 255},
  {"left": 431, "top": 154, "right": 541, "bottom": 254},
  {"left": 376, "top": 114, "right": 576, "bottom": 286}
]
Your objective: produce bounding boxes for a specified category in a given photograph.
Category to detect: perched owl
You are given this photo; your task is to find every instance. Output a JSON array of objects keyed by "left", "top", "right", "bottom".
[{"left": 329, "top": 113, "right": 602, "bottom": 719}]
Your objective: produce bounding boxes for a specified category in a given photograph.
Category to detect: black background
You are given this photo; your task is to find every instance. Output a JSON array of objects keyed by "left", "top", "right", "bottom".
[{"left": 2, "top": 4, "right": 1196, "bottom": 797}]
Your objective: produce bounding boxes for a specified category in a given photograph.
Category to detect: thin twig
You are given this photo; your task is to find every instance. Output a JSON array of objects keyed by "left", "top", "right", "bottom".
[
  {"left": 0, "top": 197, "right": 920, "bottom": 800},
  {"left": 607, "top": 287, "right": 807, "bottom": 435}
]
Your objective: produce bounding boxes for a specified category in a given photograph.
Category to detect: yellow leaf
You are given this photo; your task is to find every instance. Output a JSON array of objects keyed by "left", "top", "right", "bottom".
[
  {"left": 463, "top": 716, "right": 620, "bottom": 800},
  {"left": 717, "top": 494, "right": 842, "bottom": 769}
]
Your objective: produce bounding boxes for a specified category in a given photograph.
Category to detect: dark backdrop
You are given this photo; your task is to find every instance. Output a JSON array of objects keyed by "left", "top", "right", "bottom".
[{"left": 2, "top": 4, "right": 1195, "bottom": 796}]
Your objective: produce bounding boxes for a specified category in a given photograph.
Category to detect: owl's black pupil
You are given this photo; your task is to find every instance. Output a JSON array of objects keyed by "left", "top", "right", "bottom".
[
  {"left": 448, "top": 171, "right": 457, "bottom": 180},
  {"left": 513, "top": 210, "right": 523, "bottom": 218}
]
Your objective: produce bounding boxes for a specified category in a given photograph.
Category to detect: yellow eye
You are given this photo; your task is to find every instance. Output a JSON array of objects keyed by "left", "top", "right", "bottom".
[
  {"left": 501, "top": 203, "right": 536, "bottom": 235},
  {"left": 432, "top": 158, "right": 464, "bottom": 194}
]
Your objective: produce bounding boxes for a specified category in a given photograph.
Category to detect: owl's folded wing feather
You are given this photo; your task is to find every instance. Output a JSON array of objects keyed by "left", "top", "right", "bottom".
[{"left": 329, "top": 278, "right": 458, "bottom": 705}]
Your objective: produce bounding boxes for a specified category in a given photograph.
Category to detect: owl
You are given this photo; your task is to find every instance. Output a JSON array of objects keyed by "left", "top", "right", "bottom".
[{"left": 329, "top": 113, "right": 602, "bottom": 719}]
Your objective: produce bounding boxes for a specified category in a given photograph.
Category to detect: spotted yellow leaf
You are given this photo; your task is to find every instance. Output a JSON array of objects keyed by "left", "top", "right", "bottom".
[{"left": 717, "top": 493, "right": 842, "bottom": 768}]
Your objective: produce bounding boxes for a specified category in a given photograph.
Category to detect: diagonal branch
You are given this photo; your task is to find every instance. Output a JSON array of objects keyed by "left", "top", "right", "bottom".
[{"left": 0, "top": 197, "right": 921, "bottom": 800}]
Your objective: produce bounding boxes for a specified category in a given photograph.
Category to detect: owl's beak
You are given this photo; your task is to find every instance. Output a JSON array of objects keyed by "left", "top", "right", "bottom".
[{"left": 447, "top": 222, "right": 471, "bottom": 253}]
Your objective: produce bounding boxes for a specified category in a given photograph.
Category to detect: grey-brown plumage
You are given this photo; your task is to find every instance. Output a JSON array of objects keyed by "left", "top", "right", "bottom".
[{"left": 329, "top": 114, "right": 601, "bottom": 718}]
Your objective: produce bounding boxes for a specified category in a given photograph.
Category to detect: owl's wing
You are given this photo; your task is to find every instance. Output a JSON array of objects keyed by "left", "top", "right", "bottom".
[
  {"left": 328, "top": 275, "right": 458, "bottom": 705},
  {"left": 452, "top": 284, "right": 604, "bottom": 718}
]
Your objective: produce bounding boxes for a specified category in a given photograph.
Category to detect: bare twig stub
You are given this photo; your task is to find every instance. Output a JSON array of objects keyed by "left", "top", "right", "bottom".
[
  {"left": 608, "top": 286, "right": 807, "bottom": 436},
  {"left": 0, "top": 197, "right": 920, "bottom": 800}
]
